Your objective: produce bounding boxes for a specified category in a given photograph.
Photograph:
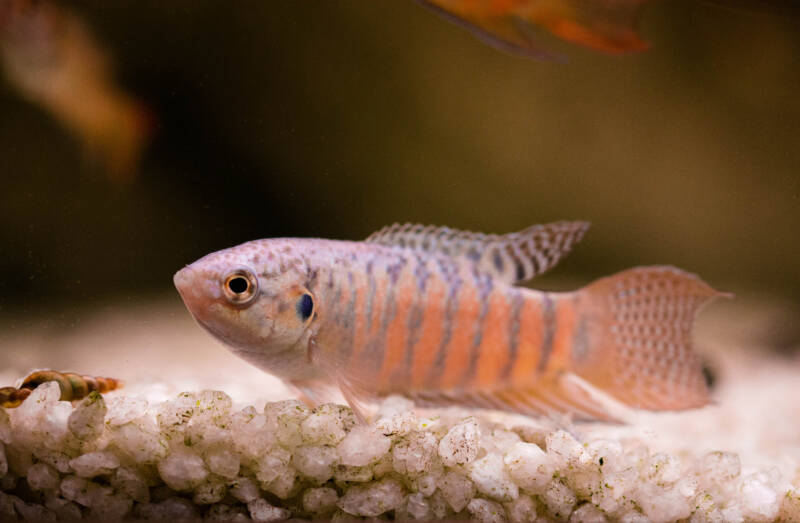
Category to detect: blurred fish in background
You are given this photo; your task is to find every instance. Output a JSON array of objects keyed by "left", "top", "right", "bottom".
[
  {"left": 417, "top": 0, "right": 800, "bottom": 58},
  {"left": 417, "top": 0, "right": 650, "bottom": 59},
  {"left": 0, "top": 0, "right": 151, "bottom": 180}
]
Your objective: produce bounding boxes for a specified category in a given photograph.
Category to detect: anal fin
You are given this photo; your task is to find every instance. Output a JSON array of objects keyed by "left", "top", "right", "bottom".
[{"left": 410, "top": 373, "right": 625, "bottom": 423}]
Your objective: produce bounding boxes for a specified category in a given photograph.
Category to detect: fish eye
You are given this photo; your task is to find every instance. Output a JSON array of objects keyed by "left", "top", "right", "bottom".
[
  {"left": 297, "top": 293, "right": 314, "bottom": 321},
  {"left": 223, "top": 270, "right": 258, "bottom": 305},
  {"left": 228, "top": 277, "right": 248, "bottom": 294}
]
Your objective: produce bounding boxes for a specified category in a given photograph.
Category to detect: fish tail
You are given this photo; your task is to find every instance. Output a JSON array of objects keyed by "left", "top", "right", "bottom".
[{"left": 571, "top": 266, "right": 729, "bottom": 411}]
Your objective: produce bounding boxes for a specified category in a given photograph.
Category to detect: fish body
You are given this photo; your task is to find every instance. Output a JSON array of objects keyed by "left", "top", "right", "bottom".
[
  {"left": 416, "top": 0, "right": 650, "bottom": 59},
  {"left": 174, "top": 221, "right": 723, "bottom": 421},
  {"left": 0, "top": 0, "right": 150, "bottom": 179}
]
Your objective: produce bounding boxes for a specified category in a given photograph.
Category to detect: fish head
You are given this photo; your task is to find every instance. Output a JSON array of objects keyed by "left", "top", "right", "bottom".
[{"left": 174, "top": 240, "right": 316, "bottom": 376}]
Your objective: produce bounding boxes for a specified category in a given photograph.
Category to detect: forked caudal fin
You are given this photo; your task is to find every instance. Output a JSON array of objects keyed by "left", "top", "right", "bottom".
[{"left": 571, "top": 266, "right": 730, "bottom": 413}]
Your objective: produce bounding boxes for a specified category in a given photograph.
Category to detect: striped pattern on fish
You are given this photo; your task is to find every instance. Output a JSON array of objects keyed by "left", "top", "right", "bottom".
[{"left": 174, "top": 221, "right": 726, "bottom": 422}]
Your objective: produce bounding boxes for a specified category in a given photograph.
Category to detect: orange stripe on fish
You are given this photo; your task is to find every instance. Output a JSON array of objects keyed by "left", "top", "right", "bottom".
[
  {"left": 508, "top": 295, "right": 544, "bottom": 388},
  {"left": 379, "top": 272, "right": 415, "bottom": 387},
  {"left": 438, "top": 282, "right": 481, "bottom": 390},
  {"left": 409, "top": 275, "right": 448, "bottom": 389},
  {"left": 473, "top": 289, "right": 513, "bottom": 389},
  {"left": 545, "top": 292, "right": 579, "bottom": 374}
]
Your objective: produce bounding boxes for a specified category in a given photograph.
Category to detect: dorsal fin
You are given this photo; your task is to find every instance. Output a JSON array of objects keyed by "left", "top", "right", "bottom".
[{"left": 365, "top": 221, "right": 590, "bottom": 284}]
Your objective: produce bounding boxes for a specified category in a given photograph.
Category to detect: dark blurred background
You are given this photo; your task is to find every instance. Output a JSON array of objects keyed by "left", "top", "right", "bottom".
[{"left": 0, "top": 1, "right": 798, "bottom": 339}]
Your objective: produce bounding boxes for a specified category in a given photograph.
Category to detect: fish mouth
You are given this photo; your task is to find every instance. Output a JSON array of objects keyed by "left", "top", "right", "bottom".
[
  {"left": 173, "top": 265, "right": 217, "bottom": 315},
  {"left": 173, "top": 266, "right": 194, "bottom": 300}
]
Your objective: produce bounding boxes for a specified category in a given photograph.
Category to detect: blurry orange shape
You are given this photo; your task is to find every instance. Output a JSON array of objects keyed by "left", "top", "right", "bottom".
[
  {"left": 417, "top": 0, "right": 650, "bottom": 59},
  {"left": 0, "top": 0, "right": 151, "bottom": 181}
]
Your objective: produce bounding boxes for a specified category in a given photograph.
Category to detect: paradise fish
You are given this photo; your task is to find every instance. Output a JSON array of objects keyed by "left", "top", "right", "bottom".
[
  {"left": 0, "top": 0, "right": 151, "bottom": 180},
  {"left": 415, "top": 0, "right": 797, "bottom": 59},
  {"left": 174, "top": 221, "right": 725, "bottom": 422},
  {"left": 416, "top": 0, "right": 652, "bottom": 59}
]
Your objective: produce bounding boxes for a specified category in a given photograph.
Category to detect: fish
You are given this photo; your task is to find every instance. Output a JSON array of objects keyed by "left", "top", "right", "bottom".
[
  {"left": 415, "top": 0, "right": 652, "bottom": 60},
  {"left": 174, "top": 221, "right": 727, "bottom": 422},
  {"left": 0, "top": 370, "right": 122, "bottom": 408},
  {"left": 0, "top": 0, "right": 151, "bottom": 180},
  {"left": 415, "top": 0, "right": 799, "bottom": 59}
]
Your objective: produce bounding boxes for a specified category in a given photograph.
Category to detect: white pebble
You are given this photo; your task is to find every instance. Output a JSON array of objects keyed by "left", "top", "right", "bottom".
[
  {"left": 469, "top": 453, "right": 519, "bottom": 502},
  {"left": 68, "top": 392, "right": 107, "bottom": 440},
  {"left": 293, "top": 445, "right": 338, "bottom": 483},
  {"left": 205, "top": 446, "right": 240, "bottom": 479},
  {"left": 505, "top": 494, "right": 537, "bottom": 523},
  {"left": 229, "top": 476, "right": 261, "bottom": 503},
  {"left": 402, "top": 492, "right": 432, "bottom": 520},
  {"left": 231, "top": 407, "right": 275, "bottom": 460},
  {"left": 569, "top": 502, "right": 608, "bottom": 522},
  {"left": 26, "top": 463, "right": 60, "bottom": 491},
  {"left": 156, "top": 392, "right": 199, "bottom": 433},
  {"left": 264, "top": 399, "right": 310, "bottom": 448},
  {"left": 111, "top": 466, "right": 150, "bottom": 503},
  {"left": 337, "top": 425, "right": 391, "bottom": 466},
  {"left": 301, "top": 403, "right": 355, "bottom": 445},
  {"left": 488, "top": 429, "right": 522, "bottom": 453},
  {"left": 467, "top": 497, "right": 508, "bottom": 523},
  {"left": 415, "top": 472, "right": 439, "bottom": 497},
  {"left": 338, "top": 478, "right": 405, "bottom": 517},
  {"left": 647, "top": 452, "right": 682, "bottom": 485},
  {"left": 157, "top": 446, "right": 208, "bottom": 491},
  {"left": 739, "top": 471, "right": 780, "bottom": 522},
  {"left": 392, "top": 431, "right": 438, "bottom": 476},
  {"left": 697, "top": 451, "right": 741, "bottom": 488},
  {"left": 34, "top": 449, "right": 72, "bottom": 474},
  {"left": 543, "top": 480, "right": 577, "bottom": 519},
  {"left": 105, "top": 396, "right": 148, "bottom": 427},
  {"left": 546, "top": 430, "right": 592, "bottom": 469},
  {"left": 254, "top": 447, "right": 295, "bottom": 496},
  {"left": 69, "top": 451, "right": 120, "bottom": 477},
  {"left": 439, "top": 470, "right": 476, "bottom": 512},
  {"left": 60, "top": 475, "right": 113, "bottom": 507},
  {"left": 439, "top": 417, "right": 480, "bottom": 467},
  {"left": 248, "top": 497, "right": 291, "bottom": 521},
  {"left": 303, "top": 486, "right": 339, "bottom": 515},
  {"left": 110, "top": 417, "right": 168, "bottom": 463},
  {"left": 504, "top": 441, "right": 551, "bottom": 491},
  {"left": 635, "top": 482, "right": 693, "bottom": 522}
]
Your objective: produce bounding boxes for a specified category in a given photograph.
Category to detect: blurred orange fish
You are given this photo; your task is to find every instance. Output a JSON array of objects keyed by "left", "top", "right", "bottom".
[
  {"left": 174, "top": 221, "right": 727, "bottom": 422},
  {"left": 0, "top": 0, "right": 151, "bottom": 180},
  {"left": 417, "top": 0, "right": 651, "bottom": 59}
]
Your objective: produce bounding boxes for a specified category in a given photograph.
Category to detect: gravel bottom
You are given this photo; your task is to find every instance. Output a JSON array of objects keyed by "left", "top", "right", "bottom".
[{"left": 0, "top": 380, "right": 799, "bottom": 522}]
